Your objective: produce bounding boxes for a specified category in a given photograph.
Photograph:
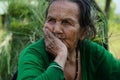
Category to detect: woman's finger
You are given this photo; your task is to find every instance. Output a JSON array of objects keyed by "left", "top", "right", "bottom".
[
  {"left": 43, "top": 28, "right": 49, "bottom": 39},
  {"left": 45, "top": 28, "right": 56, "bottom": 39}
]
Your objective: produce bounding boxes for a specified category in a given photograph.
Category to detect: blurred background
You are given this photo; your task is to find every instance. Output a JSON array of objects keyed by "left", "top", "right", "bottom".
[{"left": 0, "top": 0, "right": 119, "bottom": 80}]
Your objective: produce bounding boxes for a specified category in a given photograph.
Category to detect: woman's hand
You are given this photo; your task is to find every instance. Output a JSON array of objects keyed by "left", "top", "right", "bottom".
[
  {"left": 43, "top": 28, "right": 68, "bottom": 68},
  {"left": 44, "top": 28, "right": 67, "bottom": 57}
]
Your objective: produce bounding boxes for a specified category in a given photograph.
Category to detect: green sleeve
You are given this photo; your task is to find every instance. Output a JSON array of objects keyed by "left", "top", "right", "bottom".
[
  {"left": 17, "top": 48, "right": 64, "bottom": 80},
  {"left": 91, "top": 42, "right": 120, "bottom": 80}
]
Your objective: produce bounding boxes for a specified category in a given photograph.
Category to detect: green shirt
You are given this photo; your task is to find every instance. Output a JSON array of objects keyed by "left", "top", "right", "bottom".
[{"left": 17, "top": 38, "right": 120, "bottom": 80}]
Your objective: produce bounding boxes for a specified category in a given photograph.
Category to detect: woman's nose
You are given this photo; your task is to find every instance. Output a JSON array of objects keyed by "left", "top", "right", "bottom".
[{"left": 53, "top": 23, "right": 63, "bottom": 34}]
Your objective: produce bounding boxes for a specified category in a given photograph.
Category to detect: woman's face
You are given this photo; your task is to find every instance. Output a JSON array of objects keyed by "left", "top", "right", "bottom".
[{"left": 44, "top": 1, "right": 83, "bottom": 52}]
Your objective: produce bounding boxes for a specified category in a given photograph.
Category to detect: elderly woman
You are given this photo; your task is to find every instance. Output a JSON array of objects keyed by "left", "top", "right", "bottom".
[{"left": 17, "top": 0, "right": 120, "bottom": 80}]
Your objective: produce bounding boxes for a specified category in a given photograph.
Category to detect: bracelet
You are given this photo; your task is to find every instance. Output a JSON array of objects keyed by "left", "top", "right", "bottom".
[{"left": 48, "top": 65, "right": 64, "bottom": 71}]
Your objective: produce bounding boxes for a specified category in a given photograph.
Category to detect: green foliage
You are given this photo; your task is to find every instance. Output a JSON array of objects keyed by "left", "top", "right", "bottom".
[
  {"left": 91, "top": 0, "right": 108, "bottom": 48},
  {"left": 8, "top": 1, "right": 31, "bottom": 18},
  {"left": 108, "top": 14, "right": 120, "bottom": 33},
  {"left": 7, "top": 0, "right": 48, "bottom": 38},
  {"left": 0, "top": 0, "right": 48, "bottom": 80},
  {"left": 96, "top": 0, "right": 106, "bottom": 10},
  {"left": 0, "top": 31, "right": 12, "bottom": 80}
]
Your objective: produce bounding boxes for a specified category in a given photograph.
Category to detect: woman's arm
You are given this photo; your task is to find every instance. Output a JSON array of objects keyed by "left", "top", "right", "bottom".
[{"left": 17, "top": 48, "right": 64, "bottom": 80}]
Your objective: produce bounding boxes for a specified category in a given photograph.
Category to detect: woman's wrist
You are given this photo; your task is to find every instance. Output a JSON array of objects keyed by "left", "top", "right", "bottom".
[
  {"left": 48, "top": 62, "right": 64, "bottom": 71},
  {"left": 54, "top": 52, "right": 67, "bottom": 70}
]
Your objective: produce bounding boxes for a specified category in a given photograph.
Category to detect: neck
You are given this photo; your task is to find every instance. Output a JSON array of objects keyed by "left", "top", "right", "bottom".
[{"left": 67, "top": 49, "right": 76, "bottom": 63}]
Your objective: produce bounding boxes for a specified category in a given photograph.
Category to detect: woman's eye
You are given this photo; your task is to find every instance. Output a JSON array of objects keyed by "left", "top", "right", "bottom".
[
  {"left": 62, "top": 20, "right": 71, "bottom": 25},
  {"left": 48, "top": 18, "right": 56, "bottom": 24}
]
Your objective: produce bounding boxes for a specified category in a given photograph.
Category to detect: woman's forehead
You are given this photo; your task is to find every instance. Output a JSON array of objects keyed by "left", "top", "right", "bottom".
[
  {"left": 48, "top": 0, "right": 79, "bottom": 15},
  {"left": 50, "top": 0, "right": 78, "bottom": 9}
]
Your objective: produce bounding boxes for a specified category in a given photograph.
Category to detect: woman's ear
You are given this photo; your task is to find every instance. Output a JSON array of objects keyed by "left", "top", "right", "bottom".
[{"left": 79, "top": 27, "right": 88, "bottom": 40}]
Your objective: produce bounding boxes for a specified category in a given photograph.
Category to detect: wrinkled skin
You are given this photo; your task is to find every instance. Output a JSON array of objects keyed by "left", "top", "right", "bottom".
[{"left": 44, "top": 28, "right": 67, "bottom": 57}]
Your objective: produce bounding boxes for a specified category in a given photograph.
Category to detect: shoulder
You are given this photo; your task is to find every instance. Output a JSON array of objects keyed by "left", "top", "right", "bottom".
[
  {"left": 20, "top": 38, "right": 46, "bottom": 56},
  {"left": 81, "top": 39, "right": 119, "bottom": 66},
  {"left": 19, "top": 38, "right": 50, "bottom": 65},
  {"left": 81, "top": 39, "right": 106, "bottom": 53},
  {"left": 80, "top": 39, "right": 112, "bottom": 64}
]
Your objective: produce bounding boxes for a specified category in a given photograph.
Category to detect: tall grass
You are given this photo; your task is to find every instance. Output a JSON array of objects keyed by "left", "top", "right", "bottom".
[
  {"left": 90, "top": 0, "right": 108, "bottom": 49},
  {"left": 0, "top": 0, "right": 48, "bottom": 80},
  {"left": 0, "top": 30, "right": 12, "bottom": 80}
]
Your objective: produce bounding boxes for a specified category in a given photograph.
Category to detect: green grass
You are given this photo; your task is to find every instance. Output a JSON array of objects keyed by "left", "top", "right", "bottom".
[{"left": 109, "top": 27, "right": 120, "bottom": 59}]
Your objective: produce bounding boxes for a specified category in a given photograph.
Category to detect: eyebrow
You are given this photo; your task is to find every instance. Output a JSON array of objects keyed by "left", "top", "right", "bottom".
[
  {"left": 47, "top": 15, "right": 76, "bottom": 23},
  {"left": 62, "top": 17, "right": 76, "bottom": 23},
  {"left": 47, "top": 16, "right": 54, "bottom": 19}
]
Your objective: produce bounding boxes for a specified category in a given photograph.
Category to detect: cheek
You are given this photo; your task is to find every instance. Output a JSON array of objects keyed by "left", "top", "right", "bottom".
[
  {"left": 44, "top": 23, "right": 53, "bottom": 32},
  {"left": 65, "top": 29, "right": 79, "bottom": 47},
  {"left": 66, "top": 28, "right": 79, "bottom": 40}
]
